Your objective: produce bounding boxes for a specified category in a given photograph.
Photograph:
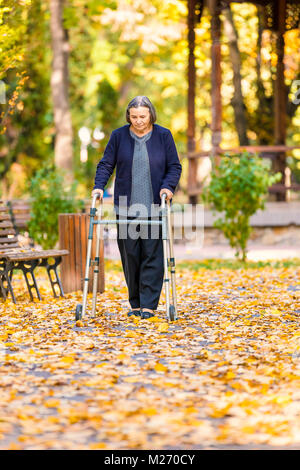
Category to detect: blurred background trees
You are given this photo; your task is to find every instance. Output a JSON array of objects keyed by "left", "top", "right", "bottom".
[{"left": 0, "top": 0, "right": 299, "bottom": 200}]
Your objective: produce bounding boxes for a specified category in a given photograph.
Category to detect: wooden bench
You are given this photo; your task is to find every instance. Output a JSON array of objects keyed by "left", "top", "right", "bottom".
[
  {"left": 6, "top": 199, "right": 31, "bottom": 233},
  {"left": 0, "top": 200, "right": 69, "bottom": 303}
]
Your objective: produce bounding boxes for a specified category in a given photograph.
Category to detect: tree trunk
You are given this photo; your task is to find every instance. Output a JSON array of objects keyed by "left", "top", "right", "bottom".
[
  {"left": 49, "top": 0, "right": 73, "bottom": 178},
  {"left": 208, "top": 0, "right": 222, "bottom": 168},
  {"left": 250, "top": 5, "right": 274, "bottom": 145},
  {"left": 273, "top": 0, "right": 287, "bottom": 201},
  {"left": 187, "top": 0, "right": 198, "bottom": 205},
  {"left": 255, "top": 6, "right": 267, "bottom": 108},
  {"left": 118, "top": 58, "right": 137, "bottom": 107},
  {"left": 223, "top": 5, "right": 249, "bottom": 146}
]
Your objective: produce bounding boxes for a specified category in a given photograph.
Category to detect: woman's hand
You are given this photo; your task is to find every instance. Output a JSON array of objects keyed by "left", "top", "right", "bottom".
[
  {"left": 91, "top": 188, "right": 103, "bottom": 200},
  {"left": 160, "top": 188, "right": 173, "bottom": 201}
]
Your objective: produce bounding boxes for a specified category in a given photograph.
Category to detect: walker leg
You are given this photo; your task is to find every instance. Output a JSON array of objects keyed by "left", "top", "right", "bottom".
[
  {"left": 75, "top": 194, "right": 99, "bottom": 321},
  {"left": 167, "top": 201, "right": 178, "bottom": 320},
  {"left": 91, "top": 200, "right": 103, "bottom": 316},
  {"left": 161, "top": 195, "right": 172, "bottom": 321},
  {"left": 77, "top": 230, "right": 93, "bottom": 320}
]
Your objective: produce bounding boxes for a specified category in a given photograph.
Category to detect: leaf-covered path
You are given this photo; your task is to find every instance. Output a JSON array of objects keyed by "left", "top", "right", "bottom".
[{"left": 0, "top": 260, "right": 300, "bottom": 449}]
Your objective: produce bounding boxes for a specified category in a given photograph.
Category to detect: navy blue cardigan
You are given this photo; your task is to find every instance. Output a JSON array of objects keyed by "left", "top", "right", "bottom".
[{"left": 93, "top": 124, "right": 182, "bottom": 207}]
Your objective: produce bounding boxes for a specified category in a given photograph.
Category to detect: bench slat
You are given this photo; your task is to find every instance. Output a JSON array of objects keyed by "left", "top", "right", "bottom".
[
  {"left": 0, "top": 243, "right": 20, "bottom": 250},
  {"left": 8, "top": 207, "right": 30, "bottom": 212},
  {"left": 0, "top": 221, "right": 14, "bottom": 228},
  {"left": 4, "top": 200, "right": 31, "bottom": 232},
  {"left": 0, "top": 214, "right": 11, "bottom": 221},
  {"left": 12, "top": 222, "right": 27, "bottom": 228},
  {"left": 3, "top": 249, "right": 69, "bottom": 262},
  {"left": 0, "top": 237, "right": 18, "bottom": 244},
  {"left": 0, "top": 229, "right": 16, "bottom": 236},
  {"left": 11, "top": 218, "right": 28, "bottom": 222}
]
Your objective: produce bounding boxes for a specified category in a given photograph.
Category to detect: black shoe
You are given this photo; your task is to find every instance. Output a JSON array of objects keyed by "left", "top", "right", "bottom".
[
  {"left": 127, "top": 310, "right": 141, "bottom": 317},
  {"left": 141, "top": 310, "right": 155, "bottom": 319}
]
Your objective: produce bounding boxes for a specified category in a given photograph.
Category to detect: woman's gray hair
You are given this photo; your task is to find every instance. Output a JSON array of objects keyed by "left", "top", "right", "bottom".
[{"left": 126, "top": 96, "right": 157, "bottom": 124}]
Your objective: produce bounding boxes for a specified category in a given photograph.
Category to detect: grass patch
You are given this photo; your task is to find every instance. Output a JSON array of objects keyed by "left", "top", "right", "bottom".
[
  {"left": 177, "top": 258, "right": 300, "bottom": 270},
  {"left": 104, "top": 257, "right": 300, "bottom": 272},
  {"left": 104, "top": 259, "right": 123, "bottom": 272}
]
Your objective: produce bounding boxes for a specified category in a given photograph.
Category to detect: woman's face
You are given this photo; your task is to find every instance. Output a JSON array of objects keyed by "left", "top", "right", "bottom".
[{"left": 129, "top": 106, "right": 152, "bottom": 133}]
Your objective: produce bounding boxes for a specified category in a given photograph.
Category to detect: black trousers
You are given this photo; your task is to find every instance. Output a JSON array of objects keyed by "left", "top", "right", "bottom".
[{"left": 116, "top": 215, "right": 164, "bottom": 310}]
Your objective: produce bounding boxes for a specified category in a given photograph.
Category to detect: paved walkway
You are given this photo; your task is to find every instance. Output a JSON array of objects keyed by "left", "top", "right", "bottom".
[
  {"left": 104, "top": 239, "right": 300, "bottom": 261},
  {"left": 98, "top": 200, "right": 300, "bottom": 262}
]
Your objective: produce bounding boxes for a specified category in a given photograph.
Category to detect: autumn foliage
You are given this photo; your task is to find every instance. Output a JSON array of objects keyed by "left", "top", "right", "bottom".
[{"left": 0, "top": 260, "right": 300, "bottom": 449}]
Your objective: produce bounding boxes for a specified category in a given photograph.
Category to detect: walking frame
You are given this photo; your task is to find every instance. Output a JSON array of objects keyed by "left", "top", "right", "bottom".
[{"left": 75, "top": 193, "right": 178, "bottom": 322}]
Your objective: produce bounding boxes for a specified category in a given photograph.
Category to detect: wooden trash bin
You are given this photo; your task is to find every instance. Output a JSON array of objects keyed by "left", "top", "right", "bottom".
[{"left": 58, "top": 213, "right": 105, "bottom": 294}]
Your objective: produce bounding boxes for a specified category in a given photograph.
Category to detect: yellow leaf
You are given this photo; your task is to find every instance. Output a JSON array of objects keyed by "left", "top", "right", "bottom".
[
  {"left": 125, "top": 331, "right": 138, "bottom": 338},
  {"left": 209, "top": 404, "right": 232, "bottom": 418},
  {"left": 196, "top": 350, "right": 209, "bottom": 360},
  {"left": 47, "top": 416, "right": 60, "bottom": 424},
  {"left": 44, "top": 399, "right": 60, "bottom": 408},
  {"left": 241, "top": 425, "right": 256, "bottom": 434},
  {"left": 154, "top": 362, "right": 168, "bottom": 373},
  {"left": 89, "top": 442, "right": 107, "bottom": 449},
  {"left": 9, "top": 443, "right": 22, "bottom": 450},
  {"left": 225, "top": 371, "right": 235, "bottom": 380},
  {"left": 76, "top": 320, "right": 84, "bottom": 327},
  {"left": 60, "top": 356, "right": 75, "bottom": 365},
  {"left": 184, "top": 406, "right": 198, "bottom": 414},
  {"left": 17, "top": 413, "right": 29, "bottom": 420},
  {"left": 123, "top": 376, "right": 141, "bottom": 383},
  {"left": 18, "top": 435, "right": 32, "bottom": 442},
  {"left": 271, "top": 395, "right": 292, "bottom": 406},
  {"left": 117, "top": 354, "right": 128, "bottom": 361},
  {"left": 270, "top": 309, "right": 282, "bottom": 316},
  {"left": 147, "top": 316, "right": 160, "bottom": 323},
  {"left": 157, "top": 322, "right": 169, "bottom": 333},
  {"left": 142, "top": 407, "right": 157, "bottom": 416}
]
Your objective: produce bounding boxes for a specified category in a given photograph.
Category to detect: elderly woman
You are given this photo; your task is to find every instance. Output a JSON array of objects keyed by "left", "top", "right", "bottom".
[{"left": 92, "top": 96, "right": 181, "bottom": 319}]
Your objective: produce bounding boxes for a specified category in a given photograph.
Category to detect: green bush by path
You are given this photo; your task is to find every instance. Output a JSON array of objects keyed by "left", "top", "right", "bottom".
[
  {"left": 202, "top": 152, "right": 282, "bottom": 262},
  {"left": 28, "top": 165, "right": 83, "bottom": 249}
]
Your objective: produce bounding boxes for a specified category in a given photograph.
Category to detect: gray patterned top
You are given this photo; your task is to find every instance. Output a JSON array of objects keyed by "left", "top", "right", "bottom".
[{"left": 128, "top": 128, "right": 153, "bottom": 217}]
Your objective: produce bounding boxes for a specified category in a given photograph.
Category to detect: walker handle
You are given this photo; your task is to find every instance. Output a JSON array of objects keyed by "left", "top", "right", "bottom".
[
  {"left": 160, "top": 192, "right": 167, "bottom": 206},
  {"left": 91, "top": 192, "right": 103, "bottom": 209}
]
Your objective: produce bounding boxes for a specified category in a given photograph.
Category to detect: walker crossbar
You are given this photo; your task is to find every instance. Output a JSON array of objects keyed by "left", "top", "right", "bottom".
[
  {"left": 75, "top": 193, "right": 178, "bottom": 322},
  {"left": 93, "top": 219, "right": 162, "bottom": 225}
]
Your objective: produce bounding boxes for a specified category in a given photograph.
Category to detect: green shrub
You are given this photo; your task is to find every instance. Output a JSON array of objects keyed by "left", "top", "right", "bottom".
[
  {"left": 202, "top": 152, "right": 282, "bottom": 262},
  {"left": 28, "top": 165, "right": 84, "bottom": 249}
]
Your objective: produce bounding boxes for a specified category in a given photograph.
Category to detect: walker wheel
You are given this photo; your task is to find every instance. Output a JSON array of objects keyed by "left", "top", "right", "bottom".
[
  {"left": 75, "top": 304, "right": 83, "bottom": 321},
  {"left": 169, "top": 305, "right": 176, "bottom": 322}
]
